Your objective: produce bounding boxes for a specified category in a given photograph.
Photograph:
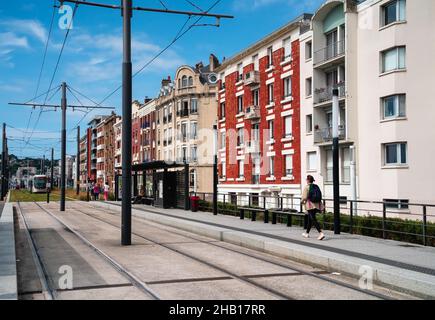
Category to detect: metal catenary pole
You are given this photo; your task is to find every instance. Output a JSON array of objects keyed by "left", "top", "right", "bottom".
[
  {"left": 76, "top": 126, "right": 80, "bottom": 195},
  {"left": 213, "top": 124, "right": 218, "bottom": 215},
  {"left": 1, "top": 123, "right": 6, "bottom": 200},
  {"left": 60, "top": 82, "right": 67, "bottom": 212},
  {"left": 332, "top": 88, "right": 341, "bottom": 234},
  {"left": 121, "top": 0, "right": 133, "bottom": 246}
]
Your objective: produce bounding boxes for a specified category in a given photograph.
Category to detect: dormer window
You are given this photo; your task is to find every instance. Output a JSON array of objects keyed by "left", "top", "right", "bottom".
[{"left": 181, "top": 75, "right": 188, "bottom": 87}]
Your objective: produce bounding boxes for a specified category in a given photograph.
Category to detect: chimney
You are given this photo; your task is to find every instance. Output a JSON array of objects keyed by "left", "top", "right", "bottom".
[
  {"left": 195, "top": 61, "right": 203, "bottom": 71},
  {"left": 209, "top": 54, "right": 220, "bottom": 72},
  {"left": 161, "top": 76, "right": 171, "bottom": 87}
]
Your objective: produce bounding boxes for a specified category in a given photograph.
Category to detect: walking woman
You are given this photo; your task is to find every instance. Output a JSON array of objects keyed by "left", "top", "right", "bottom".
[{"left": 301, "top": 175, "right": 325, "bottom": 240}]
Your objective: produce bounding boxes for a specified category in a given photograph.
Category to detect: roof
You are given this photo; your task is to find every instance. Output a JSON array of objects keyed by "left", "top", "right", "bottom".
[{"left": 215, "top": 13, "right": 313, "bottom": 72}]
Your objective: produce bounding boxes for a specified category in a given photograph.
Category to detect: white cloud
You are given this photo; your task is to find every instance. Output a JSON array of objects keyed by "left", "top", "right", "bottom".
[
  {"left": 0, "top": 32, "right": 29, "bottom": 48},
  {"left": 0, "top": 19, "right": 47, "bottom": 44},
  {"left": 233, "top": 0, "right": 282, "bottom": 10}
]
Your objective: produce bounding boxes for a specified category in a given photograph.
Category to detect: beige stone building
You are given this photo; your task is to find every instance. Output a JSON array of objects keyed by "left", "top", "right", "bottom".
[{"left": 154, "top": 54, "right": 220, "bottom": 193}]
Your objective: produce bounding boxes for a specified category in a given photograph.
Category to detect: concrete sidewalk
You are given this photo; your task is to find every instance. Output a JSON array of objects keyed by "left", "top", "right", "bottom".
[
  {"left": 0, "top": 203, "right": 17, "bottom": 300},
  {"left": 87, "top": 201, "right": 435, "bottom": 299}
]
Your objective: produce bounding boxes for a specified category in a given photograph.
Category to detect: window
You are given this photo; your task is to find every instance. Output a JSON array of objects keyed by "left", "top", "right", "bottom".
[
  {"left": 252, "top": 54, "right": 259, "bottom": 71},
  {"left": 283, "top": 37, "right": 291, "bottom": 60},
  {"left": 252, "top": 89, "right": 259, "bottom": 106},
  {"left": 188, "top": 76, "right": 193, "bottom": 87},
  {"left": 252, "top": 123, "right": 259, "bottom": 141},
  {"left": 384, "top": 199, "right": 409, "bottom": 210},
  {"left": 181, "top": 75, "right": 188, "bottom": 87},
  {"left": 384, "top": 142, "right": 407, "bottom": 166},
  {"left": 326, "top": 149, "right": 333, "bottom": 182},
  {"left": 220, "top": 132, "right": 226, "bottom": 149},
  {"left": 220, "top": 102, "right": 225, "bottom": 119},
  {"left": 285, "top": 155, "right": 293, "bottom": 177},
  {"left": 382, "top": 94, "right": 406, "bottom": 119},
  {"left": 306, "top": 77, "right": 312, "bottom": 97},
  {"left": 191, "top": 145, "right": 198, "bottom": 161},
  {"left": 341, "top": 147, "right": 350, "bottom": 183},
  {"left": 268, "top": 120, "right": 274, "bottom": 140},
  {"left": 181, "top": 146, "right": 187, "bottom": 162},
  {"left": 237, "top": 96, "right": 244, "bottom": 113},
  {"left": 306, "top": 114, "right": 313, "bottom": 134},
  {"left": 237, "top": 63, "right": 243, "bottom": 81},
  {"left": 305, "top": 41, "right": 312, "bottom": 60},
  {"left": 267, "top": 46, "right": 273, "bottom": 67},
  {"left": 190, "top": 122, "right": 198, "bottom": 139},
  {"left": 181, "top": 122, "right": 187, "bottom": 141},
  {"left": 269, "top": 156, "right": 275, "bottom": 176},
  {"left": 238, "top": 160, "right": 244, "bottom": 178},
  {"left": 382, "top": 46, "right": 406, "bottom": 73},
  {"left": 237, "top": 128, "right": 244, "bottom": 146},
  {"left": 284, "top": 116, "right": 292, "bottom": 138},
  {"left": 190, "top": 99, "right": 198, "bottom": 113},
  {"left": 307, "top": 152, "right": 317, "bottom": 172},
  {"left": 190, "top": 169, "right": 196, "bottom": 187},
  {"left": 268, "top": 84, "right": 274, "bottom": 103},
  {"left": 382, "top": 0, "right": 406, "bottom": 27},
  {"left": 283, "top": 77, "right": 292, "bottom": 98}
]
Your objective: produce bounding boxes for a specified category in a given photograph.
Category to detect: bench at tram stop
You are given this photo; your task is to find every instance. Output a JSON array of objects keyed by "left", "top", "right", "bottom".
[{"left": 238, "top": 206, "right": 306, "bottom": 227}]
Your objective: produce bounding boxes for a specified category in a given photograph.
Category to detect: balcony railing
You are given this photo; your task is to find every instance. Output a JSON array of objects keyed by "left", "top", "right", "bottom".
[
  {"left": 314, "top": 40, "right": 345, "bottom": 65},
  {"left": 245, "top": 106, "right": 260, "bottom": 121},
  {"left": 314, "top": 82, "right": 345, "bottom": 104},
  {"left": 314, "top": 125, "right": 346, "bottom": 143},
  {"left": 244, "top": 71, "right": 260, "bottom": 86},
  {"left": 245, "top": 140, "right": 260, "bottom": 154}
]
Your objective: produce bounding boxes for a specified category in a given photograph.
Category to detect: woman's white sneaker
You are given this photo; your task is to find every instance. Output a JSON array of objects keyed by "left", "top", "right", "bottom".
[
  {"left": 302, "top": 233, "right": 309, "bottom": 238},
  {"left": 318, "top": 233, "right": 325, "bottom": 240}
]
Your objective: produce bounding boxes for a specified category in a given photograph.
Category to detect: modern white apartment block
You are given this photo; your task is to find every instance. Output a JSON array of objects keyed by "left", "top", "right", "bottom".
[{"left": 300, "top": 0, "right": 435, "bottom": 210}]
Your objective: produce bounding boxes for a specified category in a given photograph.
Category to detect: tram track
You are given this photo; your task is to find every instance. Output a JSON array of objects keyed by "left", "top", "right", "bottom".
[
  {"left": 19, "top": 202, "right": 160, "bottom": 300},
  {"left": 65, "top": 202, "right": 396, "bottom": 300}
]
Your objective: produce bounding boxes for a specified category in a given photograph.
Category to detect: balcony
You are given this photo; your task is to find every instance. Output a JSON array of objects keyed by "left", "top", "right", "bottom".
[
  {"left": 177, "top": 109, "right": 189, "bottom": 118},
  {"left": 245, "top": 106, "right": 260, "bottom": 121},
  {"left": 314, "top": 125, "right": 346, "bottom": 144},
  {"left": 245, "top": 140, "right": 260, "bottom": 154},
  {"left": 314, "top": 82, "right": 345, "bottom": 105},
  {"left": 244, "top": 71, "right": 260, "bottom": 86},
  {"left": 313, "top": 40, "right": 345, "bottom": 67},
  {"left": 178, "top": 86, "right": 196, "bottom": 95}
]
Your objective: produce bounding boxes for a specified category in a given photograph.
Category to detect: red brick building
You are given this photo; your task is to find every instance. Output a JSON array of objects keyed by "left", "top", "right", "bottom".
[{"left": 215, "top": 15, "right": 311, "bottom": 207}]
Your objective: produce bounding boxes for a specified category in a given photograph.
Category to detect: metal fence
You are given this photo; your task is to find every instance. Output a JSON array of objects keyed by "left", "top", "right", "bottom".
[{"left": 189, "top": 192, "right": 435, "bottom": 247}]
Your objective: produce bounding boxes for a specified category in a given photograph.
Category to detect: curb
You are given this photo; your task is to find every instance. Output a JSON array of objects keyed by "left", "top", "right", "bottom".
[
  {"left": 0, "top": 203, "right": 18, "bottom": 300},
  {"left": 89, "top": 201, "right": 435, "bottom": 299}
]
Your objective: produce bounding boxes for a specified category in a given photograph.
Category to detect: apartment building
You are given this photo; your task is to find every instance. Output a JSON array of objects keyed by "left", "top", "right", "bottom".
[
  {"left": 79, "top": 136, "right": 87, "bottom": 188},
  {"left": 215, "top": 15, "right": 312, "bottom": 206},
  {"left": 139, "top": 98, "right": 156, "bottom": 163},
  {"left": 114, "top": 117, "right": 122, "bottom": 176},
  {"left": 299, "top": 0, "right": 435, "bottom": 209},
  {"left": 94, "top": 112, "right": 120, "bottom": 188},
  {"left": 154, "top": 54, "right": 220, "bottom": 193},
  {"left": 87, "top": 115, "right": 110, "bottom": 183}
]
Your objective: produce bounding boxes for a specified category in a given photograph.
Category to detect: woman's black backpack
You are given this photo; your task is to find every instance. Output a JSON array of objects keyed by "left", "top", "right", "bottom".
[{"left": 308, "top": 184, "right": 322, "bottom": 203}]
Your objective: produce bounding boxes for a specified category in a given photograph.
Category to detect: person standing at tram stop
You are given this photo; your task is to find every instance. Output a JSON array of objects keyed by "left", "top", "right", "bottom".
[
  {"left": 93, "top": 183, "right": 100, "bottom": 201},
  {"left": 301, "top": 175, "right": 325, "bottom": 241},
  {"left": 104, "top": 182, "right": 110, "bottom": 201}
]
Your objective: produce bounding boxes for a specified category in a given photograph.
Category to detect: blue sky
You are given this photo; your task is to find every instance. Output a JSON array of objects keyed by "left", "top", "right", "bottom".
[{"left": 0, "top": 0, "right": 323, "bottom": 158}]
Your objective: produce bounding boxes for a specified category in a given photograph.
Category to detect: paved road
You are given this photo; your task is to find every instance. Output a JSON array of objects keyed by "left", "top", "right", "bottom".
[{"left": 15, "top": 202, "right": 417, "bottom": 300}]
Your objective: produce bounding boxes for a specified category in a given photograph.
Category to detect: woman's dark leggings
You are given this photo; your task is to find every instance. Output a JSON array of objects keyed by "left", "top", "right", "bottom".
[{"left": 306, "top": 209, "right": 322, "bottom": 233}]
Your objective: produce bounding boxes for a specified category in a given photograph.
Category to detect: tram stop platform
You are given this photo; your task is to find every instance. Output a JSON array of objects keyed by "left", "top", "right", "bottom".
[
  {"left": 0, "top": 201, "right": 18, "bottom": 300},
  {"left": 88, "top": 200, "right": 435, "bottom": 299}
]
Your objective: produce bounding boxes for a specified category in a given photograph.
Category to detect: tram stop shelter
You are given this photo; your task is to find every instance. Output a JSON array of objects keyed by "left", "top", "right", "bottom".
[{"left": 114, "top": 161, "right": 190, "bottom": 210}]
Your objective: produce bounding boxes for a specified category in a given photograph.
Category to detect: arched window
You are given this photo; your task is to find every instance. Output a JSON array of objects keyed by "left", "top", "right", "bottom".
[
  {"left": 181, "top": 75, "right": 188, "bottom": 88},
  {"left": 188, "top": 76, "right": 193, "bottom": 87}
]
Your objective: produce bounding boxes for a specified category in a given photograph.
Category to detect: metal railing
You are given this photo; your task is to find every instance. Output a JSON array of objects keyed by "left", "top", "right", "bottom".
[
  {"left": 314, "top": 82, "right": 345, "bottom": 104},
  {"left": 314, "top": 125, "right": 346, "bottom": 143},
  {"left": 188, "top": 192, "right": 435, "bottom": 247},
  {"left": 314, "top": 39, "right": 345, "bottom": 65}
]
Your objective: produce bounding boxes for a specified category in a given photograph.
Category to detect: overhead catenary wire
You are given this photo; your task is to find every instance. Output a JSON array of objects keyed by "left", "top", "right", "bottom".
[{"left": 97, "top": 0, "right": 223, "bottom": 107}]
